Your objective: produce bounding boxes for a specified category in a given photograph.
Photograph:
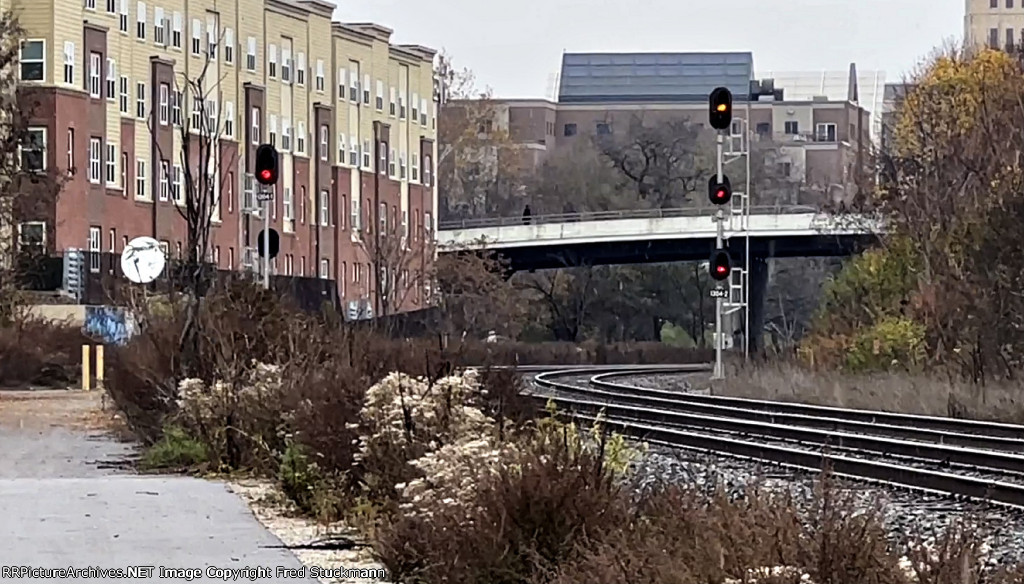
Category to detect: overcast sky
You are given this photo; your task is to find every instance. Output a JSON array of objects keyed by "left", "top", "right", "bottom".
[{"left": 332, "top": 0, "right": 964, "bottom": 98}]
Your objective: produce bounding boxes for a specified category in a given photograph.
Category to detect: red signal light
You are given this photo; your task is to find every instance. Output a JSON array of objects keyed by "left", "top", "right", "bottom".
[
  {"left": 710, "top": 250, "right": 731, "bottom": 281},
  {"left": 260, "top": 169, "right": 272, "bottom": 181},
  {"left": 716, "top": 265, "right": 727, "bottom": 274}
]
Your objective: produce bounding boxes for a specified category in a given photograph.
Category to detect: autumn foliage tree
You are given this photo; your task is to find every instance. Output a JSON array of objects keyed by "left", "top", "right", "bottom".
[{"left": 806, "top": 48, "right": 1024, "bottom": 381}]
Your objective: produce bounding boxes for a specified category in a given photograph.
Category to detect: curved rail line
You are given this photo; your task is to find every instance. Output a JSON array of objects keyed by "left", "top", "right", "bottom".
[{"left": 530, "top": 366, "right": 1024, "bottom": 508}]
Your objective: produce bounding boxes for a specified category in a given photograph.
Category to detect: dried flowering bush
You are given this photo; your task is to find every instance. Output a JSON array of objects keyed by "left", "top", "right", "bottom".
[{"left": 174, "top": 360, "right": 288, "bottom": 471}]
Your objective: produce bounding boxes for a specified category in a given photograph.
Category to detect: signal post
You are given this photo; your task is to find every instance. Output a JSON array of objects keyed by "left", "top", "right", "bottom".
[
  {"left": 254, "top": 144, "right": 280, "bottom": 289},
  {"left": 708, "top": 87, "right": 735, "bottom": 379}
]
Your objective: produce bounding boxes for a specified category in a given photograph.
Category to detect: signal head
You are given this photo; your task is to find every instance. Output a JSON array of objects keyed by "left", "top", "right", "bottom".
[
  {"left": 255, "top": 144, "right": 279, "bottom": 185},
  {"left": 709, "top": 250, "right": 731, "bottom": 281},
  {"left": 708, "top": 175, "right": 732, "bottom": 206},
  {"left": 709, "top": 86, "right": 733, "bottom": 131}
]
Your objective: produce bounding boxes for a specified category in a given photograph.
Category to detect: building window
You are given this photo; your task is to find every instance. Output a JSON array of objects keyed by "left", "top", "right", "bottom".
[
  {"left": 121, "top": 152, "right": 127, "bottom": 191},
  {"left": 423, "top": 154, "right": 432, "bottom": 186},
  {"left": 159, "top": 160, "right": 169, "bottom": 201},
  {"left": 376, "top": 80, "right": 384, "bottom": 111},
  {"left": 18, "top": 222, "right": 45, "bottom": 252},
  {"left": 992, "top": 0, "right": 999, "bottom": 6},
  {"left": 399, "top": 151, "right": 406, "bottom": 180},
  {"left": 389, "top": 87, "right": 396, "bottom": 116},
  {"left": 349, "top": 67, "right": 358, "bottom": 102},
  {"left": 412, "top": 92, "right": 419, "bottom": 122},
  {"left": 224, "top": 101, "right": 234, "bottom": 137},
  {"left": 420, "top": 98, "right": 428, "bottom": 126},
  {"left": 349, "top": 139, "right": 359, "bottom": 166},
  {"left": 411, "top": 153, "right": 419, "bottom": 182},
  {"left": 337, "top": 68, "right": 346, "bottom": 100},
  {"left": 172, "top": 91, "right": 182, "bottom": 126},
  {"left": 159, "top": 83, "right": 169, "bottom": 125},
  {"left": 66, "top": 128, "right": 74, "bottom": 173},
  {"left": 251, "top": 107, "right": 260, "bottom": 144},
  {"left": 362, "top": 140, "right": 371, "bottom": 168},
  {"left": 136, "top": 1, "right": 146, "bottom": 39},
  {"left": 119, "top": 76, "right": 129, "bottom": 113},
  {"left": 206, "top": 17, "right": 217, "bottom": 60},
  {"left": 173, "top": 165, "right": 183, "bottom": 202},
  {"left": 21, "top": 128, "right": 45, "bottom": 172},
  {"left": 88, "top": 227, "right": 101, "bottom": 273},
  {"left": 363, "top": 74, "right": 370, "bottom": 105},
  {"left": 136, "top": 82, "right": 146, "bottom": 119},
  {"left": 338, "top": 133, "right": 346, "bottom": 165},
  {"left": 596, "top": 122, "right": 611, "bottom": 135},
  {"left": 119, "top": 0, "right": 128, "bottom": 32},
  {"left": 784, "top": 120, "right": 798, "bottom": 134},
  {"left": 105, "top": 142, "right": 116, "bottom": 185},
  {"left": 282, "top": 48, "right": 291, "bottom": 83},
  {"left": 88, "top": 138, "right": 101, "bottom": 183},
  {"left": 296, "top": 122, "right": 306, "bottom": 154},
  {"left": 319, "top": 125, "right": 328, "bottom": 161},
  {"left": 227, "top": 171, "right": 234, "bottom": 213},
  {"left": 991, "top": 28, "right": 1000, "bottom": 48},
  {"left": 246, "top": 36, "right": 256, "bottom": 71},
  {"left": 283, "top": 187, "right": 293, "bottom": 224},
  {"left": 268, "top": 44, "right": 277, "bottom": 78},
  {"left": 63, "top": 42, "right": 75, "bottom": 85},
  {"left": 380, "top": 143, "right": 389, "bottom": 174},
  {"left": 399, "top": 95, "right": 406, "bottom": 119},
  {"left": 20, "top": 40, "right": 44, "bottom": 81},
  {"left": 350, "top": 197, "right": 359, "bottom": 231},
  {"left": 224, "top": 28, "right": 234, "bottom": 64},
  {"left": 815, "top": 123, "right": 837, "bottom": 142},
  {"left": 172, "top": 12, "right": 182, "bottom": 48},
  {"left": 269, "top": 114, "right": 278, "bottom": 146},
  {"left": 191, "top": 19, "right": 201, "bottom": 55},
  {"left": 88, "top": 52, "right": 101, "bottom": 98},
  {"left": 282, "top": 119, "right": 292, "bottom": 151},
  {"left": 320, "top": 189, "right": 329, "bottom": 226},
  {"left": 109, "top": 228, "right": 116, "bottom": 253},
  {"left": 206, "top": 99, "right": 217, "bottom": 134},
  {"left": 136, "top": 158, "right": 146, "bottom": 198},
  {"left": 1008, "top": 28, "right": 1016, "bottom": 50},
  {"left": 563, "top": 123, "right": 577, "bottom": 137},
  {"left": 191, "top": 95, "right": 202, "bottom": 130},
  {"left": 319, "top": 259, "right": 329, "bottom": 280},
  {"left": 315, "top": 59, "right": 324, "bottom": 92},
  {"left": 154, "top": 7, "right": 165, "bottom": 44}
]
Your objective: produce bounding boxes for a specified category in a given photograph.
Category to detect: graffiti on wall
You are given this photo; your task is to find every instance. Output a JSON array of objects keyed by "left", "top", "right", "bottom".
[{"left": 83, "top": 306, "right": 138, "bottom": 345}]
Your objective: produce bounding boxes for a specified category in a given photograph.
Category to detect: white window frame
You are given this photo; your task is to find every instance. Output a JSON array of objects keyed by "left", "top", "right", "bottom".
[
  {"left": 315, "top": 59, "right": 324, "bottom": 92},
  {"left": 376, "top": 80, "right": 384, "bottom": 110},
  {"left": 399, "top": 151, "right": 406, "bottom": 180},
  {"left": 297, "top": 52, "right": 306, "bottom": 86},
  {"left": 350, "top": 195, "right": 359, "bottom": 231},
  {"left": 268, "top": 114, "right": 277, "bottom": 147},
  {"left": 319, "top": 125, "right": 328, "bottom": 161},
  {"left": 319, "top": 259, "right": 329, "bottom": 279},
  {"left": 282, "top": 118, "right": 291, "bottom": 151},
  {"left": 158, "top": 83, "right": 169, "bottom": 125},
  {"left": 349, "top": 138, "right": 358, "bottom": 166},
  {"left": 119, "top": 0, "right": 129, "bottom": 33},
  {"left": 251, "top": 107, "right": 260, "bottom": 145},
  {"left": 106, "top": 58, "right": 116, "bottom": 101},
  {"left": 362, "top": 74, "right": 370, "bottom": 105},
  {"left": 815, "top": 122, "right": 838, "bottom": 142},
  {"left": 420, "top": 98, "right": 428, "bottom": 125},
  {"left": 119, "top": 76, "right": 129, "bottom": 113},
  {"left": 88, "top": 138, "right": 101, "bottom": 183},
  {"left": 154, "top": 7, "right": 165, "bottom": 45},
  {"left": 296, "top": 121, "right": 305, "bottom": 154},
  {"left": 388, "top": 147, "right": 396, "bottom": 177},
  {"left": 105, "top": 142, "right": 117, "bottom": 185},
  {"left": 135, "top": 158, "right": 146, "bottom": 199},
  {"left": 268, "top": 44, "right": 277, "bottom": 78},
  {"left": 389, "top": 86, "right": 396, "bottom": 116},
  {"left": 206, "top": 17, "right": 218, "bottom": 60},
  {"left": 320, "top": 189, "right": 330, "bottom": 226},
  {"left": 136, "top": 81, "right": 146, "bottom": 119},
  {"left": 362, "top": 139, "right": 371, "bottom": 168},
  {"left": 173, "top": 164, "right": 183, "bottom": 203},
  {"left": 281, "top": 48, "right": 291, "bottom": 83},
  {"left": 88, "top": 52, "right": 101, "bottom": 98},
  {"left": 224, "top": 27, "right": 234, "bottom": 64},
  {"left": 337, "top": 68, "right": 346, "bottom": 100},
  {"left": 136, "top": 1, "right": 147, "bottom": 40},
  {"left": 159, "top": 160, "right": 169, "bottom": 201},
  {"left": 246, "top": 36, "right": 256, "bottom": 71},
  {"left": 283, "top": 186, "right": 293, "bottom": 223},
  {"left": 62, "top": 42, "right": 74, "bottom": 85},
  {"left": 412, "top": 92, "right": 419, "bottom": 122},
  {"left": 224, "top": 101, "right": 235, "bottom": 138},
  {"left": 191, "top": 18, "right": 202, "bottom": 55},
  {"left": 88, "top": 227, "right": 101, "bottom": 273},
  {"left": 349, "top": 67, "right": 358, "bottom": 102},
  {"left": 191, "top": 95, "right": 202, "bottom": 130},
  {"left": 21, "top": 128, "right": 46, "bottom": 172},
  {"left": 411, "top": 152, "right": 419, "bottom": 182},
  {"left": 338, "top": 133, "right": 346, "bottom": 166},
  {"left": 172, "top": 12, "right": 182, "bottom": 48},
  {"left": 66, "top": 128, "right": 74, "bottom": 173}
]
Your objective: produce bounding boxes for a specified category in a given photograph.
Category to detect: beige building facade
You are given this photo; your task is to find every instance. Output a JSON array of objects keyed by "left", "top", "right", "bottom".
[
  {"left": 11, "top": 0, "right": 438, "bottom": 313},
  {"left": 965, "top": 0, "right": 1024, "bottom": 49}
]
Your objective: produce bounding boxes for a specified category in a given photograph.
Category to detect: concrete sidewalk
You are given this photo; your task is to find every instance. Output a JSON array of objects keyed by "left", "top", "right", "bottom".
[{"left": 0, "top": 392, "right": 317, "bottom": 582}]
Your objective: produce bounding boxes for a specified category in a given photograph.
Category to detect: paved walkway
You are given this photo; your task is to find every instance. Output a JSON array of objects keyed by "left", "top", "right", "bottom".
[{"left": 0, "top": 390, "right": 317, "bottom": 582}]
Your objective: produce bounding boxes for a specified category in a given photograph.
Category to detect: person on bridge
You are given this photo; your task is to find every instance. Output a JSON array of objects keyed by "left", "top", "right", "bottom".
[{"left": 522, "top": 205, "right": 532, "bottom": 224}]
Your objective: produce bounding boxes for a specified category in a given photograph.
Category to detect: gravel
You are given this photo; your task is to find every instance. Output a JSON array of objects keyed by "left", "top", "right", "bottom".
[
  {"left": 530, "top": 376, "right": 1024, "bottom": 568},
  {"left": 629, "top": 445, "right": 1024, "bottom": 567}
]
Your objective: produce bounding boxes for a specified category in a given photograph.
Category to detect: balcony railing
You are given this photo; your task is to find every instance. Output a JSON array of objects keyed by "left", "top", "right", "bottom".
[{"left": 439, "top": 204, "right": 821, "bottom": 230}]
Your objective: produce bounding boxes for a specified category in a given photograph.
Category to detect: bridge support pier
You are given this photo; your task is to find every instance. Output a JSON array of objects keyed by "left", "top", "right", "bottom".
[{"left": 747, "top": 256, "right": 770, "bottom": 356}]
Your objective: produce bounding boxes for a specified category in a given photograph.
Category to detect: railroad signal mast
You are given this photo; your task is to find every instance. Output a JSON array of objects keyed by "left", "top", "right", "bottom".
[
  {"left": 254, "top": 144, "right": 279, "bottom": 290},
  {"left": 707, "top": 86, "right": 752, "bottom": 380}
]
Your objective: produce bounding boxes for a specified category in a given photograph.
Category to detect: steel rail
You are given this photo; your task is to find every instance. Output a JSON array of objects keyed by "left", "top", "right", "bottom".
[{"left": 591, "top": 369, "right": 1024, "bottom": 440}]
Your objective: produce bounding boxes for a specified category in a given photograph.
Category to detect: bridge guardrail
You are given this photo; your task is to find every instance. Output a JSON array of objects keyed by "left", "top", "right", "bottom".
[{"left": 438, "top": 205, "right": 823, "bottom": 230}]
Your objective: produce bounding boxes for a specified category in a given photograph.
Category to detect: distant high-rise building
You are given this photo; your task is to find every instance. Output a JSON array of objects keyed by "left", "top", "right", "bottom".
[{"left": 965, "top": 0, "right": 1024, "bottom": 50}]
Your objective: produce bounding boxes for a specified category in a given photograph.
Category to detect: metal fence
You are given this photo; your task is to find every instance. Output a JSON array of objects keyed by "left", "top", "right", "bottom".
[
  {"left": 18, "top": 250, "right": 338, "bottom": 311},
  {"left": 438, "top": 204, "right": 821, "bottom": 230}
]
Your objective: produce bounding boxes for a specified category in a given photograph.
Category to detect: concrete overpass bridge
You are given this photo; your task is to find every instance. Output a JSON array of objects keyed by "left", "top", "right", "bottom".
[{"left": 436, "top": 205, "right": 883, "bottom": 351}]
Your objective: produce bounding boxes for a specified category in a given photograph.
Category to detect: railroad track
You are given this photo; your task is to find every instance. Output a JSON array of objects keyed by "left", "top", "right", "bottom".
[{"left": 530, "top": 366, "right": 1024, "bottom": 508}]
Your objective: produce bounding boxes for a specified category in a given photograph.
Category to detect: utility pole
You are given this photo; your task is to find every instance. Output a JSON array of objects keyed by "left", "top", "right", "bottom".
[{"left": 372, "top": 120, "right": 382, "bottom": 318}]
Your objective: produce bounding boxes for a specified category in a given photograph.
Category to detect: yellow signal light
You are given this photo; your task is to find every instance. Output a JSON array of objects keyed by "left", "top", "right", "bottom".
[{"left": 716, "top": 104, "right": 727, "bottom": 112}]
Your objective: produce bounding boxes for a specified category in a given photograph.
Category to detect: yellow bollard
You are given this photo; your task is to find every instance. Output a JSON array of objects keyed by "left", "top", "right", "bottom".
[
  {"left": 81, "top": 344, "right": 91, "bottom": 391},
  {"left": 95, "top": 345, "right": 105, "bottom": 391}
]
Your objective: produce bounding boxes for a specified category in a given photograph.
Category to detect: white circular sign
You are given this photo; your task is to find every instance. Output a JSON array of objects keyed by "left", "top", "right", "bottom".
[{"left": 120, "top": 236, "right": 166, "bottom": 284}]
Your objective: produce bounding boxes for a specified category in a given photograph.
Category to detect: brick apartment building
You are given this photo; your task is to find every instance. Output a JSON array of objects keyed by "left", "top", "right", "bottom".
[
  {"left": 8, "top": 0, "right": 438, "bottom": 315},
  {"left": 463, "top": 52, "right": 879, "bottom": 209}
]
